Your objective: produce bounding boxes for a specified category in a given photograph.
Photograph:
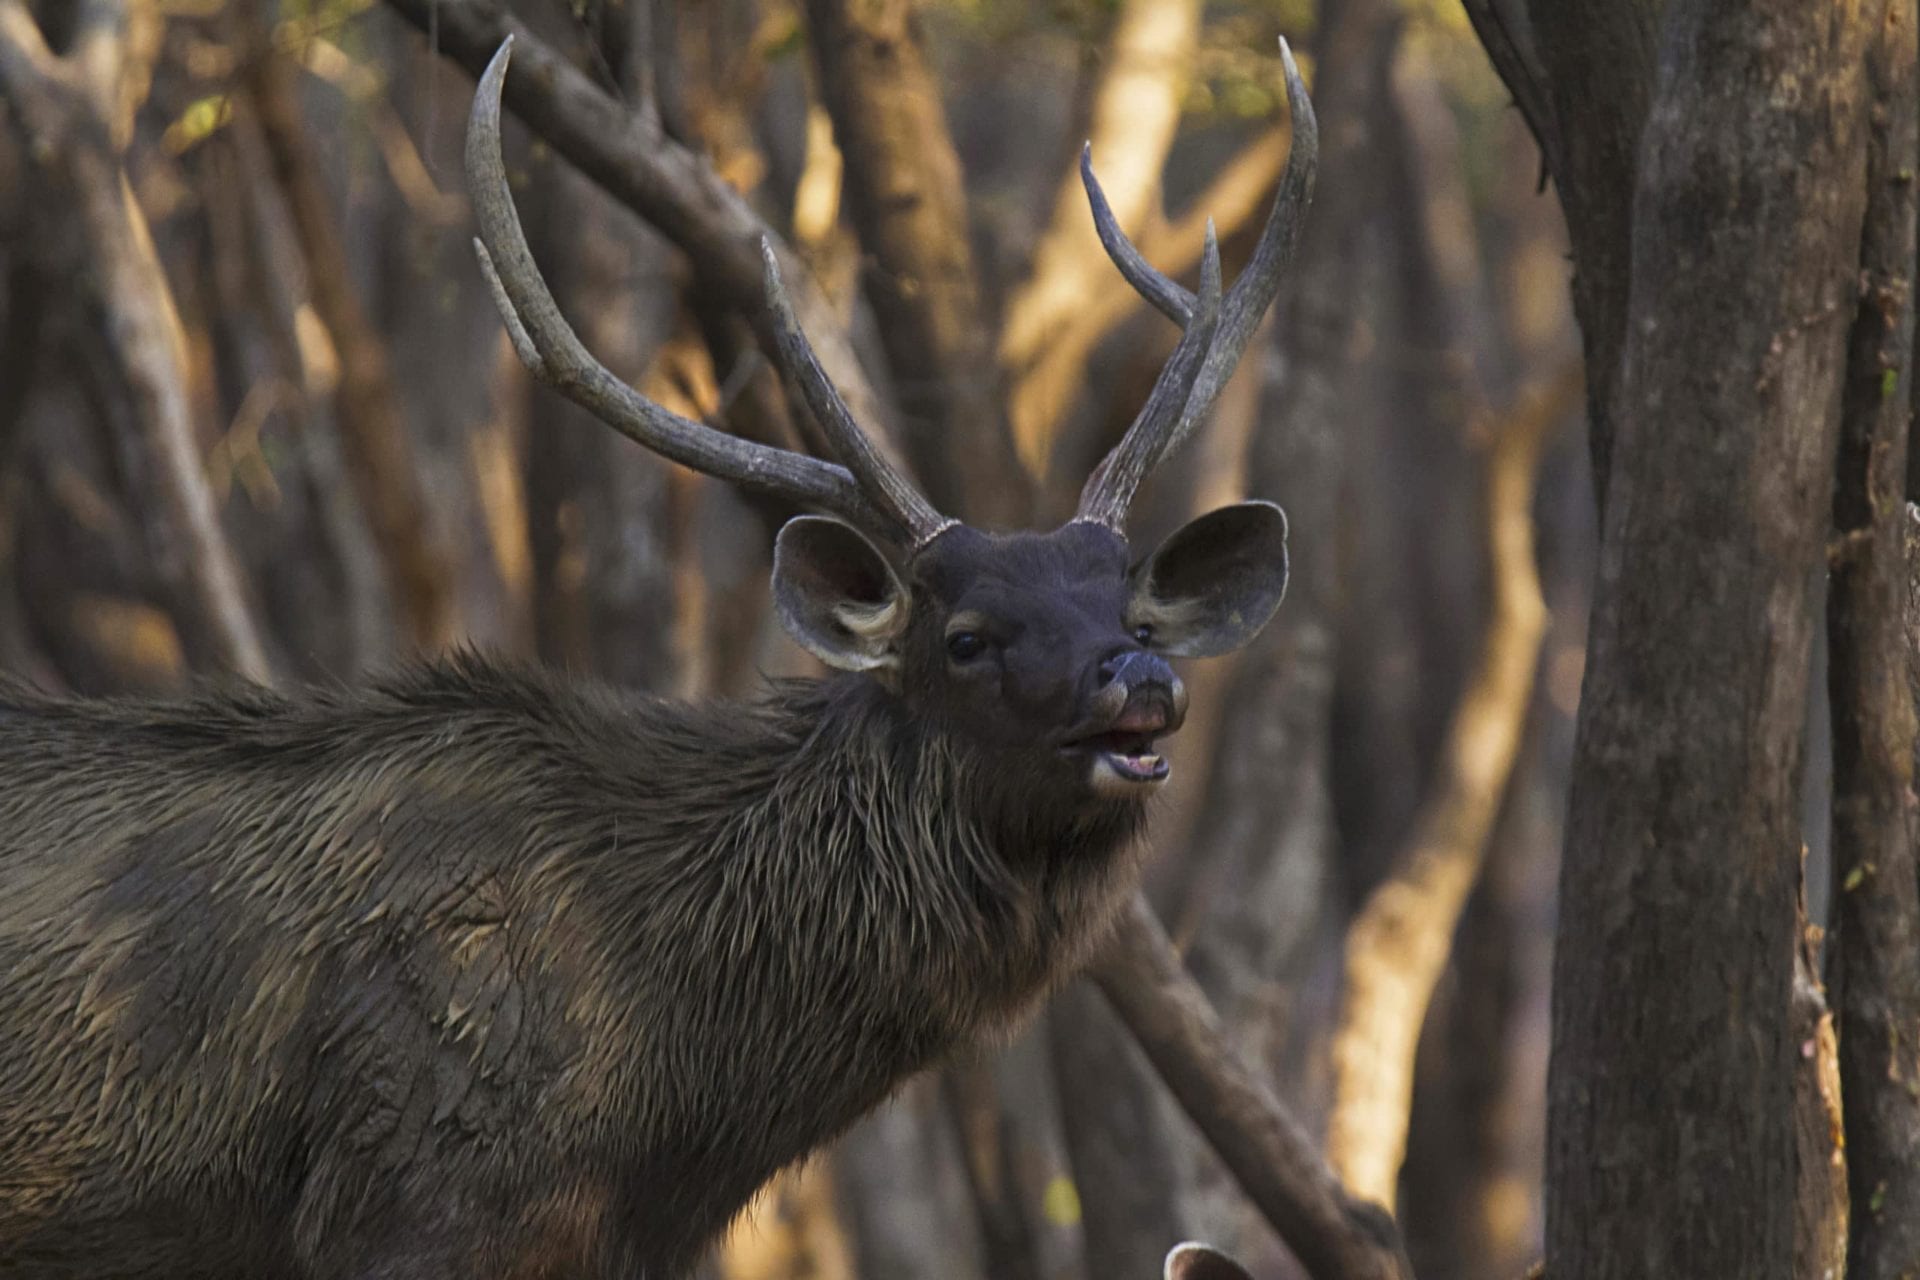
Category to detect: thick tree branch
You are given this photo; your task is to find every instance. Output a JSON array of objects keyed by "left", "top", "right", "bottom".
[
  {"left": 0, "top": 0, "right": 271, "bottom": 683},
  {"left": 1827, "top": 8, "right": 1920, "bottom": 1270},
  {"left": 801, "top": 0, "right": 1029, "bottom": 525},
  {"left": 379, "top": 0, "right": 889, "bottom": 445},
  {"left": 1324, "top": 365, "right": 1570, "bottom": 1210},
  {"left": 1089, "top": 894, "right": 1414, "bottom": 1280},
  {"left": 1000, "top": 0, "right": 1202, "bottom": 476}
]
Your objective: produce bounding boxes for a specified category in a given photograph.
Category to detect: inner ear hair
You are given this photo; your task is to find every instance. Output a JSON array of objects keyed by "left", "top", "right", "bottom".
[{"left": 832, "top": 597, "right": 905, "bottom": 654}]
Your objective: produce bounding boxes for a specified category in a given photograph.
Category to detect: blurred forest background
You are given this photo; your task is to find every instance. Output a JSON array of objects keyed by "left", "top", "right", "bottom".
[{"left": 0, "top": 0, "right": 1593, "bottom": 1277}]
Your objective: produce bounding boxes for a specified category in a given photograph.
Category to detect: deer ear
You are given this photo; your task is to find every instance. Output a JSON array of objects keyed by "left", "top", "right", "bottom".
[
  {"left": 1164, "top": 1242, "right": 1255, "bottom": 1280},
  {"left": 1129, "top": 500, "right": 1289, "bottom": 658},
  {"left": 772, "top": 516, "right": 911, "bottom": 672}
]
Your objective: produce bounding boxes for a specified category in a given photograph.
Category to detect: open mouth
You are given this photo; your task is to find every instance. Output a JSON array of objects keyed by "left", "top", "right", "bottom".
[
  {"left": 1083, "top": 731, "right": 1169, "bottom": 786},
  {"left": 1064, "top": 709, "right": 1172, "bottom": 789}
]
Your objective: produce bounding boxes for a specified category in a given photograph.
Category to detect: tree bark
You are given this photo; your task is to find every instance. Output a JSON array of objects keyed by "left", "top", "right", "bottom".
[
  {"left": 1091, "top": 895, "right": 1414, "bottom": 1280},
  {"left": 0, "top": 0, "right": 272, "bottom": 683},
  {"left": 801, "top": 0, "right": 1030, "bottom": 526},
  {"left": 1521, "top": 0, "right": 1659, "bottom": 515},
  {"left": 1544, "top": 3, "right": 1877, "bottom": 1277},
  {"left": 1826, "top": 7, "right": 1920, "bottom": 1277},
  {"left": 999, "top": 0, "right": 1201, "bottom": 477},
  {"left": 1792, "top": 903, "right": 1847, "bottom": 1280}
]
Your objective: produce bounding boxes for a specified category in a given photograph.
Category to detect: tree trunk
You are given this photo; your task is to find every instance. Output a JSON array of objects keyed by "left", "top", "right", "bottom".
[
  {"left": 1544, "top": 4, "right": 1876, "bottom": 1277},
  {"left": 1826, "top": 6, "right": 1920, "bottom": 1276}
]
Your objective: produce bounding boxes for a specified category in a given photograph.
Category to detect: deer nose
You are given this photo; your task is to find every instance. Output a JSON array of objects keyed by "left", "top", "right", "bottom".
[
  {"left": 1099, "top": 648, "right": 1174, "bottom": 691},
  {"left": 1094, "top": 648, "right": 1187, "bottom": 735}
]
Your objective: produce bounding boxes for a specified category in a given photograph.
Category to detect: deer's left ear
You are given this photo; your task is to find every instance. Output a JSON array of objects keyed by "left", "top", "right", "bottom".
[
  {"left": 1128, "top": 500, "right": 1289, "bottom": 658},
  {"left": 772, "top": 516, "right": 911, "bottom": 671}
]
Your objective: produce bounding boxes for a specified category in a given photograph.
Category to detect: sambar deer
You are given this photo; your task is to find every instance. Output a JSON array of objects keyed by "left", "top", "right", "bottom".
[{"left": 0, "top": 35, "right": 1316, "bottom": 1280}]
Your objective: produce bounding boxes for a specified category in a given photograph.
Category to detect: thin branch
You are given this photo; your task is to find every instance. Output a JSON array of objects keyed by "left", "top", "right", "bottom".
[
  {"left": 1323, "top": 364, "right": 1574, "bottom": 1210},
  {"left": 0, "top": 0, "right": 271, "bottom": 682},
  {"left": 1089, "top": 894, "right": 1414, "bottom": 1280},
  {"left": 379, "top": 0, "right": 890, "bottom": 443},
  {"left": 801, "top": 0, "right": 1031, "bottom": 525},
  {"left": 1000, "top": 0, "right": 1203, "bottom": 475},
  {"left": 1827, "top": 4, "right": 1920, "bottom": 1272}
]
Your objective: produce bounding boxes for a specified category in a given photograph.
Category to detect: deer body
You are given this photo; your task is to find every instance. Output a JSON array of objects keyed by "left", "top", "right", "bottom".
[
  {"left": 0, "top": 32, "right": 1316, "bottom": 1280},
  {"left": 0, "top": 655, "right": 1142, "bottom": 1278}
]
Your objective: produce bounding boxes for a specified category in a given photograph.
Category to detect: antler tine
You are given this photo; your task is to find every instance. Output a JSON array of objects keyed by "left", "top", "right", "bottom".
[
  {"left": 464, "top": 38, "right": 901, "bottom": 541},
  {"left": 759, "top": 242, "right": 955, "bottom": 549},
  {"left": 1075, "top": 223, "right": 1224, "bottom": 531},
  {"left": 1076, "top": 37, "right": 1319, "bottom": 525},
  {"left": 1080, "top": 142, "right": 1194, "bottom": 328}
]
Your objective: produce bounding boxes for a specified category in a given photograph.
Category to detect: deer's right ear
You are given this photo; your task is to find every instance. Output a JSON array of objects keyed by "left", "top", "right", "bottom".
[{"left": 772, "top": 516, "right": 911, "bottom": 672}]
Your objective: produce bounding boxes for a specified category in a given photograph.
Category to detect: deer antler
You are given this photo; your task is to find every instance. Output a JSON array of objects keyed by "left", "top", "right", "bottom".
[
  {"left": 1074, "top": 37, "right": 1319, "bottom": 531},
  {"left": 465, "top": 36, "right": 944, "bottom": 548},
  {"left": 758, "top": 243, "right": 956, "bottom": 548}
]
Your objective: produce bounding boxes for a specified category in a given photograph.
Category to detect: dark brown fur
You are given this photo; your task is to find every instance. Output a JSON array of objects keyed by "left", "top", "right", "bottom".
[
  {"left": 0, "top": 513, "right": 1288, "bottom": 1278},
  {"left": 0, "top": 632, "right": 1154, "bottom": 1274}
]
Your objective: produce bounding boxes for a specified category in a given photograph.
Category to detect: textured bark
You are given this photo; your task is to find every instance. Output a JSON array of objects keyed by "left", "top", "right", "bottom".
[
  {"left": 801, "top": 0, "right": 1029, "bottom": 526},
  {"left": 1521, "top": 0, "right": 1659, "bottom": 514},
  {"left": 1792, "top": 908, "right": 1847, "bottom": 1280},
  {"left": 1826, "top": 8, "right": 1920, "bottom": 1277},
  {"left": 1544, "top": 3, "right": 1877, "bottom": 1277},
  {"left": 1091, "top": 895, "right": 1413, "bottom": 1280},
  {"left": 0, "top": 0, "right": 271, "bottom": 683}
]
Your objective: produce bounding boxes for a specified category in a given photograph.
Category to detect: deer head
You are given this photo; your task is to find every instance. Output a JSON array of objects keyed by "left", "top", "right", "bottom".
[{"left": 465, "top": 36, "right": 1316, "bottom": 798}]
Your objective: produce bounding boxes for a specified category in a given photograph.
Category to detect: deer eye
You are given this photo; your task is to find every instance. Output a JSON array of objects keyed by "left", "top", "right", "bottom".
[
  {"left": 946, "top": 631, "right": 986, "bottom": 663},
  {"left": 1133, "top": 624, "right": 1154, "bottom": 647}
]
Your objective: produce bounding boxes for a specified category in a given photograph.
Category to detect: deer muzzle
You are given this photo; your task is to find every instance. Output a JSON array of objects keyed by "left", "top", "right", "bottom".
[{"left": 1066, "top": 652, "right": 1188, "bottom": 793}]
